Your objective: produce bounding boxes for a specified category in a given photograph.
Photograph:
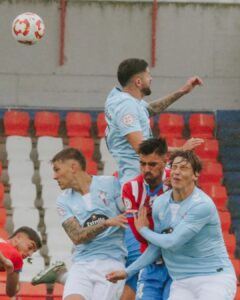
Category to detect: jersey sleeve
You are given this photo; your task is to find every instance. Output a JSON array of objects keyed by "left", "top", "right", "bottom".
[
  {"left": 114, "top": 99, "right": 142, "bottom": 136},
  {"left": 122, "top": 182, "right": 148, "bottom": 244},
  {"left": 113, "top": 177, "right": 125, "bottom": 213},
  {"left": 126, "top": 244, "right": 161, "bottom": 279},
  {"left": 139, "top": 201, "right": 214, "bottom": 251},
  {"left": 56, "top": 196, "right": 74, "bottom": 224}
]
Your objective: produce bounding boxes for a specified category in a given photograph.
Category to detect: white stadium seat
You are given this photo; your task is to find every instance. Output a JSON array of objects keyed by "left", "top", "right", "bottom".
[
  {"left": 6, "top": 136, "right": 32, "bottom": 161},
  {"left": 37, "top": 136, "right": 63, "bottom": 161}
]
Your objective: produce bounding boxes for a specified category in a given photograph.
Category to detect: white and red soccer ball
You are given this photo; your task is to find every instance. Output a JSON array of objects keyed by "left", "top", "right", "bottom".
[{"left": 12, "top": 12, "right": 45, "bottom": 45}]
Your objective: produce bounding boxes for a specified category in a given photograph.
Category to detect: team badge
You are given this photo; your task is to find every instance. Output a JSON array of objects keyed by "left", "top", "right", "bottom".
[
  {"left": 98, "top": 190, "right": 109, "bottom": 206},
  {"left": 123, "top": 198, "right": 132, "bottom": 210},
  {"left": 122, "top": 114, "right": 135, "bottom": 126},
  {"left": 57, "top": 207, "right": 66, "bottom": 216}
]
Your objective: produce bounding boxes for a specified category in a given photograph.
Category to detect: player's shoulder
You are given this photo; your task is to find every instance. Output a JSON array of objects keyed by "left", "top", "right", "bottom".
[
  {"left": 94, "top": 175, "right": 120, "bottom": 187},
  {"left": 192, "top": 187, "right": 216, "bottom": 209}
]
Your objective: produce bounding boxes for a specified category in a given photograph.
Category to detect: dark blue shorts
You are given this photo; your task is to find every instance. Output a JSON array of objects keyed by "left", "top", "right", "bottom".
[{"left": 136, "top": 263, "right": 172, "bottom": 300}]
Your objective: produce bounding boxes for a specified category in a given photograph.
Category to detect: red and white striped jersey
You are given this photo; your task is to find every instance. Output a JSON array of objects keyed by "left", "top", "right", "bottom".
[{"left": 122, "top": 169, "right": 170, "bottom": 252}]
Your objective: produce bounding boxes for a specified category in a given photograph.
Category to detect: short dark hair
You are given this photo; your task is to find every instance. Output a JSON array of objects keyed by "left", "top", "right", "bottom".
[
  {"left": 169, "top": 150, "right": 202, "bottom": 175},
  {"left": 138, "top": 137, "right": 168, "bottom": 156},
  {"left": 117, "top": 58, "right": 148, "bottom": 87},
  {"left": 51, "top": 147, "right": 86, "bottom": 171},
  {"left": 10, "top": 226, "right": 42, "bottom": 249}
]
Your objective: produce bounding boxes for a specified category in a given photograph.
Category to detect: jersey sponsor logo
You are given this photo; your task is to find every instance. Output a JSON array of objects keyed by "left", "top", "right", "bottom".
[
  {"left": 122, "top": 113, "right": 135, "bottom": 126},
  {"left": 98, "top": 190, "right": 109, "bottom": 206},
  {"left": 57, "top": 207, "right": 66, "bottom": 216},
  {"left": 123, "top": 198, "right": 132, "bottom": 210},
  {"left": 83, "top": 214, "right": 108, "bottom": 227}
]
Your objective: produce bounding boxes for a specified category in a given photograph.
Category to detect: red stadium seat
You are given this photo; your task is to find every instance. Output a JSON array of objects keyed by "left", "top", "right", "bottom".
[
  {"left": 189, "top": 113, "right": 215, "bottom": 139},
  {"left": 158, "top": 113, "right": 184, "bottom": 138},
  {"left": 68, "top": 137, "right": 95, "bottom": 160},
  {"left": 3, "top": 111, "right": 30, "bottom": 136},
  {"left": 218, "top": 211, "right": 231, "bottom": 233},
  {"left": 0, "top": 208, "right": 7, "bottom": 228},
  {"left": 86, "top": 160, "right": 98, "bottom": 175},
  {"left": 17, "top": 282, "right": 47, "bottom": 300},
  {"left": 194, "top": 139, "right": 219, "bottom": 161},
  {"left": 34, "top": 111, "right": 60, "bottom": 137},
  {"left": 0, "top": 228, "right": 9, "bottom": 240},
  {"left": 66, "top": 112, "right": 92, "bottom": 137},
  {"left": 201, "top": 184, "right": 228, "bottom": 211},
  {"left": 52, "top": 283, "right": 63, "bottom": 300},
  {"left": 198, "top": 161, "right": 223, "bottom": 185},
  {"left": 0, "top": 283, "right": 10, "bottom": 300},
  {"left": 231, "top": 259, "right": 240, "bottom": 281},
  {"left": 223, "top": 232, "right": 236, "bottom": 259},
  {"left": 96, "top": 112, "right": 107, "bottom": 138},
  {"left": 0, "top": 183, "right": 4, "bottom": 207},
  {"left": 165, "top": 137, "right": 186, "bottom": 148}
]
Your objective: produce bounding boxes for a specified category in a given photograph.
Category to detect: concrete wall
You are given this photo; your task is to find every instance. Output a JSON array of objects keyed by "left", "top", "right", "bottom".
[{"left": 0, "top": 0, "right": 240, "bottom": 111}]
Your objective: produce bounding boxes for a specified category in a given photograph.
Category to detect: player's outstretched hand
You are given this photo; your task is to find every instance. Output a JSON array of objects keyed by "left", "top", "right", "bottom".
[
  {"left": 106, "top": 270, "right": 127, "bottom": 283},
  {"left": 0, "top": 252, "right": 14, "bottom": 274},
  {"left": 182, "top": 138, "right": 204, "bottom": 151},
  {"left": 105, "top": 214, "right": 128, "bottom": 229},
  {"left": 134, "top": 206, "right": 149, "bottom": 232},
  {"left": 180, "top": 76, "right": 203, "bottom": 94}
]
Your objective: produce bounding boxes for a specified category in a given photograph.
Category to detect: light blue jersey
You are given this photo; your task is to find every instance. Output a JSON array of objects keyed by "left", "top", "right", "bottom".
[
  {"left": 105, "top": 87, "right": 152, "bottom": 184},
  {"left": 127, "top": 187, "right": 235, "bottom": 280},
  {"left": 56, "top": 175, "right": 127, "bottom": 264}
]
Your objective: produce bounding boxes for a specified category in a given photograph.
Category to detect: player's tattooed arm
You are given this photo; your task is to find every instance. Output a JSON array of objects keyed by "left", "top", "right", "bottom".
[
  {"left": 62, "top": 216, "right": 108, "bottom": 245},
  {"left": 148, "top": 76, "right": 203, "bottom": 116}
]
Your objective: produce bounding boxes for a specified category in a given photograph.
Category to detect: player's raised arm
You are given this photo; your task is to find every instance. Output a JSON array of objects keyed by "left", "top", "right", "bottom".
[{"left": 148, "top": 76, "right": 203, "bottom": 116}]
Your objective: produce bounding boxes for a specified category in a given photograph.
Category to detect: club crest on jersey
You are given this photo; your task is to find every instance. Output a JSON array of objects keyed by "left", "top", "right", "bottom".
[
  {"left": 83, "top": 214, "right": 108, "bottom": 227},
  {"left": 98, "top": 190, "right": 109, "bottom": 206},
  {"left": 122, "top": 114, "right": 135, "bottom": 126},
  {"left": 57, "top": 207, "right": 66, "bottom": 216},
  {"left": 123, "top": 198, "right": 132, "bottom": 210}
]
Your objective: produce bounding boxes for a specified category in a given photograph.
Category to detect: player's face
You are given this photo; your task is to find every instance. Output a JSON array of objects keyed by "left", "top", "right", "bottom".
[
  {"left": 139, "top": 153, "right": 167, "bottom": 187},
  {"left": 170, "top": 157, "right": 198, "bottom": 192},
  {"left": 52, "top": 160, "right": 75, "bottom": 190},
  {"left": 138, "top": 67, "right": 152, "bottom": 96},
  {"left": 15, "top": 233, "right": 37, "bottom": 259}
]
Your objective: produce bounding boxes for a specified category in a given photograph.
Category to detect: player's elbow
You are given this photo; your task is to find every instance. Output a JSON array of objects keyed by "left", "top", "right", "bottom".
[{"left": 161, "top": 237, "right": 179, "bottom": 250}]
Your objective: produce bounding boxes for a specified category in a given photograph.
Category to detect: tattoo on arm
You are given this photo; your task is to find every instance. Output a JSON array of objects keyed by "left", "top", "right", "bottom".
[
  {"left": 148, "top": 90, "right": 185, "bottom": 116},
  {"left": 62, "top": 217, "right": 108, "bottom": 245}
]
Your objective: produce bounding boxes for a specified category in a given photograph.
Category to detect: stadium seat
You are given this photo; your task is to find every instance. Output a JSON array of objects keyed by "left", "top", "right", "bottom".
[
  {"left": 0, "top": 228, "right": 9, "bottom": 240},
  {"left": 231, "top": 258, "right": 240, "bottom": 281},
  {"left": 189, "top": 113, "right": 215, "bottom": 139},
  {"left": 41, "top": 182, "right": 60, "bottom": 209},
  {"left": 66, "top": 112, "right": 92, "bottom": 137},
  {"left": 34, "top": 111, "right": 60, "bottom": 137},
  {"left": 0, "top": 283, "right": 11, "bottom": 299},
  {"left": 198, "top": 161, "right": 223, "bottom": 186},
  {"left": 68, "top": 137, "right": 95, "bottom": 160},
  {"left": 37, "top": 136, "right": 63, "bottom": 161},
  {"left": 10, "top": 183, "right": 37, "bottom": 208},
  {"left": 0, "top": 208, "right": 7, "bottom": 228},
  {"left": 86, "top": 160, "right": 98, "bottom": 175},
  {"left": 218, "top": 211, "right": 231, "bottom": 233},
  {"left": 158, "top": 113, "right": 184, "bottom": 138},
  {"left": 96, "top": 112, "right": 107, "bottom": 138},
  {"left": 223, "top": 232, "right": 236, "bottom": 258},
  {"left": 165, "top": 137, "right": 186, "bottom": 148},
  {"left": 201, "top": 184, "right": 228, "bottom": 211},
  {"left": 17, "top": 282, "right": 47, "bottom": 300},
  {"left": 6, "top": 136, "right": 32, "bottom": 161},
  {"left": 12, "top": 208, "right": 39, "bottom": 233},
  {"left": 0, "top": 183, "right": 4, "bottom": 207},
  {"left": 193, "top": 139, "right": 219, "bottom": 161},
  {"left": 39, "top": 161, "right": 54, "bottom": 185},
  {"left": 52, "top": 283, "right": 64, "bottom": 300},
  {"left": 7, "top": 160, "right": 34, "bottom": 185},
  {"left": 3, "top": 111, "right": 30, "bottom": 136},
  {"left": 99, "top": 138, "right": 118, "bottom": 176}
]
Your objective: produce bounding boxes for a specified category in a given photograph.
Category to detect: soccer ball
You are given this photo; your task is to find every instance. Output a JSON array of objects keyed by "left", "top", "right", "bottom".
[{"left": 12, "top": 12, "right": 45, "bottom": 45}]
